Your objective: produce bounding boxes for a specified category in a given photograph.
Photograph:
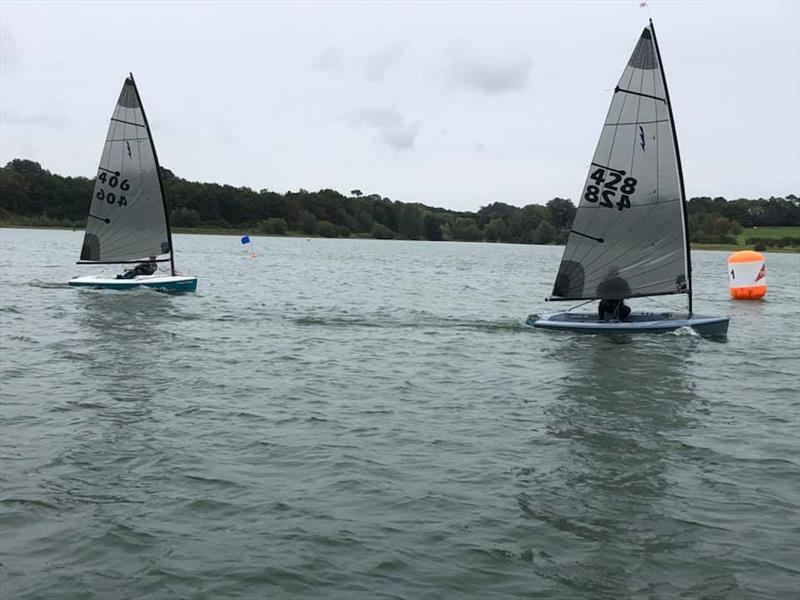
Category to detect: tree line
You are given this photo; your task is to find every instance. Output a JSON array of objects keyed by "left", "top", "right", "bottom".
[
  {"left": 0, "top": 159, "right": 797, "bottom": 244},
  {"left": 687, "top": 194, "right": 800, "bottom": 244}
]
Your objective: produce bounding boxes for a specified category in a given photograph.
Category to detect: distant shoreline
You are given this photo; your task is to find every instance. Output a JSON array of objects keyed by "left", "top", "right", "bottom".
[{"left": 2, "top": 223, "right": 798, "bottom": 253}]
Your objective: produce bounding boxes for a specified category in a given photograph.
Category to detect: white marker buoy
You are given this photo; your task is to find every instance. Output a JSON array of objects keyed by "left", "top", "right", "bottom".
[{"left": 728, "top": 250, "right": 766, "bottom": 300}]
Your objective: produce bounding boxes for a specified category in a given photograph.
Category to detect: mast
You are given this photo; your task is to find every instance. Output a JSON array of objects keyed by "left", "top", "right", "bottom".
[
  {"left": 649, "top": 20, "right": 693, "bottom": 314},
  {"left": 128, "top": 73, "right": 176, "bottom": 276}
]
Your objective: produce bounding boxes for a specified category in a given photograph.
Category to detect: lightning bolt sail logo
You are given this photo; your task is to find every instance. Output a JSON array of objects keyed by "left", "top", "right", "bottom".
[
  {"left": 126, "top": 141, "right": 132, "bottom": 157},
  {"left": 639, "top": 126, "right": 646, "bottom": 152}
]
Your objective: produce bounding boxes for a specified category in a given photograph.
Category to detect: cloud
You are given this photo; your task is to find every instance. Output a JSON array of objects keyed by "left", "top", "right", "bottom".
[
  {"left": 312, "top": 47, "right": 344, "bottom": 72},
  {"left": 217, "top": 129, "right": 239, "bottom": 144},
  {"left": 365, "top": 43, "right": 404, "bottom": 82},
  {"left": 447, "top": 53, "right": 533, "bottom": 94},
  {"left": 347, "top": 108, "right": 419, "bottom": 151},
  {"left": 0, "top": 28, "right": 20, "bottom": 72},
  {"left": 1, "top": 111, "right": 69, "bottom": 129}
]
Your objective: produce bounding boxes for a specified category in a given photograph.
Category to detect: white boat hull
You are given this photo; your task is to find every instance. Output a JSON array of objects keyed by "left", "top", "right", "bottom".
[
  {"left": 68, "top": 274, "right": 197, "bottom": 292},
  {"left": 527, "top": 311, "right": 729, "bottom": 337}
]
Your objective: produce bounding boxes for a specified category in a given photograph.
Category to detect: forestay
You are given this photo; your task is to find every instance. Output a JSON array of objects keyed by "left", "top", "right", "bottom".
[
  {"left": 550, "top": 25, "right": 690, "bottom": 304},
  {"left": 79, "top": 76, "right": 172, "bottom": 266}
]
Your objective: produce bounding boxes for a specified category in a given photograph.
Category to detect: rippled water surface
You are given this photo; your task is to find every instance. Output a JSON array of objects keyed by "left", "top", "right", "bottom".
[{"left": 1, "top": 228, "right": 799, "bottom": 599}]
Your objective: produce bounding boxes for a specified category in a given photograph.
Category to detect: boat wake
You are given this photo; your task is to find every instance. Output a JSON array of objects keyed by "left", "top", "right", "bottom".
[
  {"left": 671, "top": 325, "right": 700, "bottom": 337},
  {"left": 291, "top": 310, "right": 527, "bottom": 334}
]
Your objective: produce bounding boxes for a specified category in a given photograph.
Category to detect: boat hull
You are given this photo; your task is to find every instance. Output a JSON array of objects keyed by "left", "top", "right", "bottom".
[
  {"left": 527, "top": 311, "right": 729, "bottom": 337},
  {"left": 68, "top": 274, "right": 197, "bottom": 292}
]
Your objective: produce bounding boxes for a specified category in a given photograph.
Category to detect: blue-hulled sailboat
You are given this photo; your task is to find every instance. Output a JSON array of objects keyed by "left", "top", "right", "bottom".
[
  {"left": 528, "top": 21, "right": 728, "bottom": 336},
  {"left": 69, "top": 74, "right": 196, "bottom": 292}
]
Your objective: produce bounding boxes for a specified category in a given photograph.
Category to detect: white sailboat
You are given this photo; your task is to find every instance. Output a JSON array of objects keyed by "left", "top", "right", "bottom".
[
  {"left": 528, "top": 21, "right": 728, "bottom": 336},
  {"left": 69, "top": 74, "right": 197, "bottom": 292}
]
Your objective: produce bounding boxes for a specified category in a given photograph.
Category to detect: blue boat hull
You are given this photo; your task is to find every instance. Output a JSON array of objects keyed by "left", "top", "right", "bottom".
[
  {"left": 68, "top": 275, "right": 197, "bottom": 293},
  {"left": 527, "top": 311, "right": 729, "bottom": 337}
]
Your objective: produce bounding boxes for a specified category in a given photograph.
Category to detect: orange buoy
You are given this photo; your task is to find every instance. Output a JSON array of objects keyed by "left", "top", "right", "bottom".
[{"left": 728, "top": 250, "right": 766, "bottom": 300}]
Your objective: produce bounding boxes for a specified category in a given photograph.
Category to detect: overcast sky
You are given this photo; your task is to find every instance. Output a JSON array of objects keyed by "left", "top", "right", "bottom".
[{"left": 1, "top": 1, "right": 798, "bottom": 211}]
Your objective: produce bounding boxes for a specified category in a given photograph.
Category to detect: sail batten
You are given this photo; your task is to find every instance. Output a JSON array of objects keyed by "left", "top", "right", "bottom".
[
  {"left": 78, "top": 76, "right": 172, "bottom": 266},
  {"left": 550, "top": 24, "right": 690, "bottom": 303}
]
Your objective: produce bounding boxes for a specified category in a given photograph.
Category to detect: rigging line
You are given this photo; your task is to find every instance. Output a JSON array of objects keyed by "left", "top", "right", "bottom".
[
  {"left": 634, "top": 197, "right": 680, "bottom": 207},
  {"left": 614, "top": 87, "right": 665, "bottom": 103},
  {"left": 107, "top": 137, "right": 149, "bottom": 143},
  {"left": 565, "top": 299, "right": 595, "bottom": 312},
  {"left": 570, "top": 229, "right": 604, "bottom": 243},
  {"left": 590, "top": 162, "right": 626, "bottom": 174},
  {"left": 88, "top": 213, "right": 110, "bottom": 224},
  {"left": 110, "top": 117, "right": 146, "bottom": 127},
  {"left": 580, "top": 196, "right": 679, "bottom": 209},
  {"left": 603, "top": 118, "right": 669, "bottom": 126},
  {"left": 98, "top": 166, "right": 121, "bottom": 175},
  {"left": 78, "top": 258, "right": 171, "bottom": 265},
  {"left": 548, "top": 289, "right": 688, "bottom": 302},
  {"left": 571, "top": 65, "right": 637, "bottom": 270},
  {"left": 642, "top": 294, "right": 685, "bottom": 313}
]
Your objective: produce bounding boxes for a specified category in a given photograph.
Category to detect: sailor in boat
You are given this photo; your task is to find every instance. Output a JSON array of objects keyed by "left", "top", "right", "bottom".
[
  {"left": 597, "top": 267, "right": 632, "bottom": 321},
  {"left": 116, "top": 256, "right": 158, "bottom": 280}
]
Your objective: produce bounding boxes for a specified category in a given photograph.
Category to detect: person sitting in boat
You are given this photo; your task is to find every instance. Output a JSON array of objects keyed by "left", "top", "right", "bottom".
[
  {"left": 116, "top": 257, "right": 158, "bottom": 279},
  {"left": 596, "top": 266, "right": 632, "bottom": 321}
]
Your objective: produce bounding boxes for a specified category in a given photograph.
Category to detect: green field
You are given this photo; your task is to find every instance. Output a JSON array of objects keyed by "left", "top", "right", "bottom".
[{"left": 737, "top": 226, "right": 800, "bottom": 244}]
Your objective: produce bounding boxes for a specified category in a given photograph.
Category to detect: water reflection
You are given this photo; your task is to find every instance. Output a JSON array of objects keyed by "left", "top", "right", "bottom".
[
  {"left": 72, "top": 288, "right": 184, "bottom": 408},
  {"left": 517, "top": 335, "right": 739, "bottom": 596}
]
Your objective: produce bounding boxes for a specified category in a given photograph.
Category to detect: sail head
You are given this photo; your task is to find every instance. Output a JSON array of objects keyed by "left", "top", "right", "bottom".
[
  {"left": 79, "top": 77, "right": 171, "bottom": 264},
  {"left": 550, "top": 26, "right": 690, "bottom": 301}
]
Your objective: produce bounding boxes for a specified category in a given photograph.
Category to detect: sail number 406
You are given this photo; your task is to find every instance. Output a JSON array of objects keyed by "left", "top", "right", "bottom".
[
  {"left": 584, "top": 168, "right": 637, "bottom": 211},
  {"left": 97, "top": 171, "right": 131, "bottom": 207}
]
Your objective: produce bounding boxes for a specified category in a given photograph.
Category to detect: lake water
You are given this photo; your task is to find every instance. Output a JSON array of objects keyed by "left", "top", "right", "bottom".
[{"left": 1, "top": 227, "right": 799, "bottom": 599}]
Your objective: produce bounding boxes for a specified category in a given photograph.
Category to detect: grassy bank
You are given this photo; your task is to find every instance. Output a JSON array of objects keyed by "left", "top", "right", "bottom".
[
  {"left": 736, "top": 226, "right": 800, "bottom": 244},
  {"left": 691, "top": 243, "right": 798, "bottom": 253}
]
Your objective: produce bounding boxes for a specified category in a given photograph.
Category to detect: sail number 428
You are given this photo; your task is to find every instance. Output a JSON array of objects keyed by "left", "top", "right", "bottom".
[{"left": 584, "top": 168, "right": 637, "bottom": 211}]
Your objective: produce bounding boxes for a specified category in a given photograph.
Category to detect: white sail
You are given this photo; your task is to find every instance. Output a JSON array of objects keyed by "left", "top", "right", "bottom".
[
  {"left": 79, "top": 76, "right": 172, "bottom": 266},
  {"left": 551, "top": 24, "right": 690, "bottom": 303}
]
